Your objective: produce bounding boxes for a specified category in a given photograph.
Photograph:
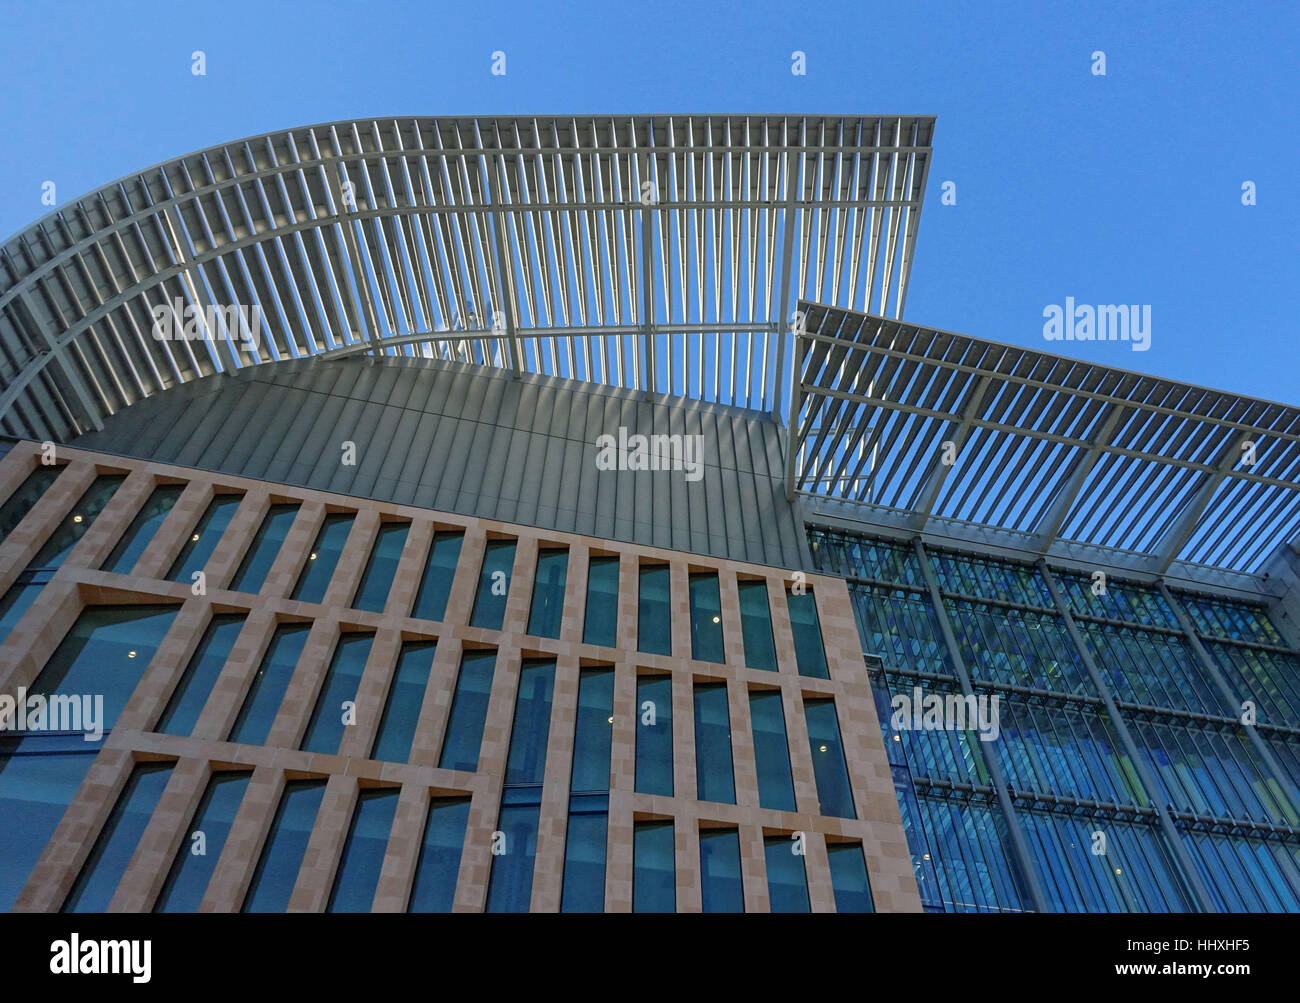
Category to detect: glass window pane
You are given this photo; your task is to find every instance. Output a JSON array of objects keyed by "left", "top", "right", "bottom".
[
  {"left": 228, "top": 503, "right": 299, "bottom": 594},
  {"left": 413, "top": 531, "right": 463, "bottom": 621},
  {"left": 438, "top": 651, "right": 497, "bottom": 772},
  {"left": 156, "top": 614, "right": 246, "bottom": 736},
  {"left": 805, "top": 698, "right": 856, "bottom": 819},
  {"left": 583, "top": 555, "right": 619, "bottom": 647},
  {"left": 786, "top": 591, "right": 830, "bottom": 679},
  {"left": 326, "top": 787, "right": 399, "bottom": 912},
  {"left": 155, "top": 771, "right": 252, "bottom": 912},
  {"left": 635, "top": 675, "right": 673, "bottom": 796},
  {"left": 827, "top": 842, "right": 875, "bottom": 912},
  {"left": 0, "top": 740, "right": 97, "bottom": 911},
  {"left": 694, "top": 682, "right": 735, "bottom": 804},
  {"left": 29, "top": 604, "right": 179, "bottom": 731},
  {"left": 689, "top": 571, "right": 725, "bottom": 663},
  {"left": 64, "top": 762, "right": 174, "bottom": 912},
  {"left": 228, "top": 624, "right": 311, "bottom": 745},
  {"left": 632, "top": 820, "right": 675, "bottom": 912},
  {"left": 570, "top": 668, "right": 614, "bottom": 793},
  {"left": 484, "top": 796, "right": 540, "bottom": 912},
  {"left": 749, "top": 690, "right": 797, "bottom": 812},
  {"left": 291, "top": 514, "right": 354, "bottom": 604},
  {"left": 699, "top": 828, "right": 744, "bottom": 912},
  {"left": 243, "top": 779, "right": 326, "bottom": 912},
  {"left": 527, "top": 548, "right": 568, "bottom": 639},
  {"left": 470, "top": 540, "right": 516, "bottom": 630},
  {"left": 30, "top": 474, "right": 126, "bottom": 569},
  {"left": 169, "top": 495, "right": 242, "bottom": 584},
  {"left": 638, "top": 565, "right": 672, "bottom": 655},
  {"left": 370, "top": 641, "right": 436, "bottom": 763},
  {"left": 0, "top": 465, "right": 62, "bottom": 547},
  {"left": 408, "top": 796, "right": 471, "bottom": 912},
  {"left": 738, "top": 579, "right": 778, "bottom": 671},
  {"left": 301, "top": 633, "right": 374, "bottom": 755},
  {"left": 103, "top": 484, "right": 185, "bottom": 574},
  {"left": 764, "top": 834, "right": 810, "bottom": 912},
  {"left": 504, "top": 659, "right": 555, "bottom": 786},
  {"left": 0, "top": 580, "right": 43, "bottom": 644},
  {"left": 353, "top": 522, "right": 409, "bottom": 613},
  {"left": 561, "top": 795, "right": 608, "bottom": 913}
]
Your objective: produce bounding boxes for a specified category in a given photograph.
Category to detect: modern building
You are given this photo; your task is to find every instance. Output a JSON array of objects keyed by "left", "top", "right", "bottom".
[{"left": 0, "top": 115, "right": 1295, "bottom": 913}]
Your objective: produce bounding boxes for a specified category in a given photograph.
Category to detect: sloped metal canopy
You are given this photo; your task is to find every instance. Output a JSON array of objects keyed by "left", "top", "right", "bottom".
[
  {"left": 790, "top": 302, "right": 1300, "bottom": 582},
  {"left": 0, "top": 114, "right": 934, "bottom": 441}
]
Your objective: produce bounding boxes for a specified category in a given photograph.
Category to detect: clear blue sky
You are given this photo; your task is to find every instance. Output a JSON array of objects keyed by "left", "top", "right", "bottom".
[{"left": 1, "top": 0, "right": 1295, "bottom": 403}]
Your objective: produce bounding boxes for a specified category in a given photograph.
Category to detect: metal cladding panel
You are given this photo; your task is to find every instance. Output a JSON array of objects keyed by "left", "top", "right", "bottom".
[{"left": 70, "top": 356, "right": 807, "bottom": 570}]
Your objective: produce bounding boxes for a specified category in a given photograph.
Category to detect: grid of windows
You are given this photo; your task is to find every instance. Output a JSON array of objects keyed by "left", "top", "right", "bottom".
[
  {"left": 0, "top": 448, "right": 902, "bottom": 913},
  {"left": 809, "top": 525, "right": 1300, "bottom": 914}
]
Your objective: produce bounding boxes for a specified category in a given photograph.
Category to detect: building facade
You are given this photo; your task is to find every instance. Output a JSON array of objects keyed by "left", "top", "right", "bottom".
[{"left": 0, "top": 115, "right": 1296, "bottom": 912}]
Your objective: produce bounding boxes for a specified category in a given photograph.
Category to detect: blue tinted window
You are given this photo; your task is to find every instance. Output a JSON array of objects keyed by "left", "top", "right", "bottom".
[
  {"left": 327, "top": 787, "right": 399, "bottom": 912},
  {"left": 169, "top": 495, "right": 242, "bottom": 584},
  {"left": 764, "top": 835, "right": 810, "bottom": 912},
  {"left": 301, "top": 633, "right": 374, "bottom": 754},
  {"left": 638, "top": 565, "right": 672, "bottom": 655},
  {"left": 155, "top": 771, "right": 251, "bottom": 912},
  {"left": 229, "top": 503, "right": 299, "bottom": 594},
  {"left": 583, "top": 555, "right": 620, "bottom": 647},
  {"left": 632, "top": 820, "right": 675, "bottom": 912},
  {"left": 689, "top": 572, "right": 725, "bottom": 663},
  {"left": 228, "top": 624, "right": 310, "bottom": 745},
  {"left": 292, "top": 514, "right": 354, "bottom": 603},
  {"left": 527, "top": 548, "right": 568, "bottom": 639},
  {"left": 438, "top": 651, "right": 497, "bottom": 772},
  {"left": 408, "top": 796, "right": 471, "bottom": 912},
  {"left": 805, "top": 698, "right": 856, "bottom": 819},
  {"left": 470, "top": 540, "right": 516, "bottom": 630},
  {"left": 243, "top": 779, "right": 326, "bottom": 912},
  {"left": 64, "top": 762, "right": 174, "bottom": 912},
  {"left": 104, "top": 484, "right": 184, "bottom": 574},
  {"left": 0, "top": 738, "right": 96, "bottom": 911},
  {"left": 749, "top": 690, "right": 797, "bottom": 812},
  {"left": 31, "top": 474, "right": 126, "bottom": 568},
  {"left": 827, "top": 842, "right": 875, "bottom": 912},
  {"left": 738, "top": 579, "right": 777, "bottom": 671},
  {"left": 635, "top": 675, "right": 673, "bottom": 796},
  {"left": 504, "top": 659, "right": 555, "bottom": 786},
  {"left": 786, "top": 591, "right": 830, "bottom": 679},
  {"left": 485, "top": 794, "right": 540, "bottom": 912},
  {"left": 0, "top": 465, "right": 62, "bottom": 547},
  {"left": 413, "top": 531, "right": 463, "bottom": 621},
  {"left": 156, "top": 614, "right": 245, "bottom": 736},
  {"left": 353, "top": 522, "right": 409, "bottom": 613},
  {"left": 561, "top": 668, "right": 614, "bottom": 913},
  {"left": 561, "top": 795, "right": 608, "bottom": 913},
  {"left": 0, "top": 581, "right": 42, "bottom": 644},
  {"left": 570, "top": 668, "right": 614, "bottom": 793},
  {"left": 693, "top": 682, "right": 735, "bottom": 804},
  {"left": 371, "top": 641, "right": 436, "bottom": 763},
  {"left": 29, "top": 604, "right": 179, "bottom": 731},
  {"left": 699, "top": 828, "right": 744, "bottom": 912}
]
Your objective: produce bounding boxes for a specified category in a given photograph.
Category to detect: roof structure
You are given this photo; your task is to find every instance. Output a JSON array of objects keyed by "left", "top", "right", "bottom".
[
  {"left": 0, "top": 114, "right": 934, "bottom": 441},
  {"left": 789, "top": 302, "right": 1300, "bottom": 588}
]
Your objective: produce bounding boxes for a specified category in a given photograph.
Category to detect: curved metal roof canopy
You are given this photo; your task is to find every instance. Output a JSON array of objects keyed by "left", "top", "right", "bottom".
[
  {"left": 0, "top": 114, "right": 934, "bottom": 441},
  {"left": 790, "top": 302, "right": 1300, "bottom": 583}
]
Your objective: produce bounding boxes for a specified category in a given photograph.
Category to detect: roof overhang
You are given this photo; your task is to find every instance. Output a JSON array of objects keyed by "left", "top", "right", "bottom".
[
  {"left": 0, "top": 114, "right": 934, "bottom": 440},
  {"left": 789, "top": 302, "right": 1300, "bottom": 592}
]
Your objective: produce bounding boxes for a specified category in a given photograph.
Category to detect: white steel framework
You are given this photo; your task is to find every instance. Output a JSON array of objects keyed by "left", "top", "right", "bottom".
[
  {"left": 0, "top": 114, "right": 934, "bottom": 441},
  {"left": 790, "top": 302, "right": 1300, "bottom": 583}
]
